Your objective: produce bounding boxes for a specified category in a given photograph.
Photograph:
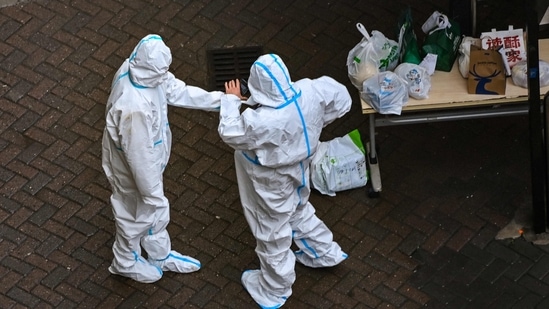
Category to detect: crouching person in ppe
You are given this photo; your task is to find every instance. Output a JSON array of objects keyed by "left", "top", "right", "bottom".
[
  {"left": 101, "top": 34, "right": 223, "bottom": 283},
  {"left": 218, "top": 54, "right": 351, "bottom": 308}
]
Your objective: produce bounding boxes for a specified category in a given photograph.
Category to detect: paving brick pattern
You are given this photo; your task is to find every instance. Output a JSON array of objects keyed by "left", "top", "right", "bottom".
[{"left": 1, "top": 0, "right": 549, "bottom": 308}]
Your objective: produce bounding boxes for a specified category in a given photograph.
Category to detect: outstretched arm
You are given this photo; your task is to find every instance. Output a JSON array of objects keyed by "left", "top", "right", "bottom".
[{"left": 165, "top": 72, "right": 223, "bottom": 111}]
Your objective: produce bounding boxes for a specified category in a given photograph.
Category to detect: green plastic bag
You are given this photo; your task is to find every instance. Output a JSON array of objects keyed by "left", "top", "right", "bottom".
[
  {"left": 397, "top": 7, "right": 422, "bottom": 64},
  {"left": 421, "top": 12, "right": 462, "bottom": 72},
  {"left": 347, "top": 129, "right": 365, "bottom": 154}
]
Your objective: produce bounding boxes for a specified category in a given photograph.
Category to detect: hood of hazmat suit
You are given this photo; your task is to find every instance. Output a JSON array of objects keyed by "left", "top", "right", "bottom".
[
  {"left": 246, "top": 54, "right": 294, "bottom": 108},
  {"left": 128, "top": 35, "right": 172, "bottom": 88},
  {"left": 219, "top": 54, "right": 352, "bottom": 168}
]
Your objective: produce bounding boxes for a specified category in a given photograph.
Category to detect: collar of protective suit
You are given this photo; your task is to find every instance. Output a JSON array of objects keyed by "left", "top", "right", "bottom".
[
  {"left": 247, "top": 54, "right": 296, "bottom": 108},
  {"left": 128, "top": 34, "right": 171, "bottom": 88}
]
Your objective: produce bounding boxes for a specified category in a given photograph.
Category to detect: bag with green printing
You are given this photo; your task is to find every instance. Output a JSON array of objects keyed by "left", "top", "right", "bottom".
[
  {"left": 310, "top": 129, "right": 368, "bottom": 196},
  {"left": 347, "top": 23, "right": 400, "bottom": 91}
]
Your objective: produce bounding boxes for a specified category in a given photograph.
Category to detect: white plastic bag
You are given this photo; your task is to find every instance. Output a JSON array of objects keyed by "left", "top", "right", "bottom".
[
  {"left": 457, "top": 36, "right": 481, "bottom": 78},
  {"left": 420, "top": 53, "right": 437, "bottom": 76},
  {"left": 394, "top": 63, "right": 431, "bottom": 99},
  {"left": 311, "top": 129, "right": 367, "bottom": 196},
  {"left": 347, "top": 23, "right": 399, "bottom": 91},
  {"left": 360, "top": 71, "right": 409, "bottom": 115},
  {"left": 511, "top": 60, "right": 549, "bottom": 88}
]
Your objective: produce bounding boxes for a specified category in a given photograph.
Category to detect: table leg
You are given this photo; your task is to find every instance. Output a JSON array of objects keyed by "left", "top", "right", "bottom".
[{"left": 367, "top": 113, "right": 382, "bottom": 197}]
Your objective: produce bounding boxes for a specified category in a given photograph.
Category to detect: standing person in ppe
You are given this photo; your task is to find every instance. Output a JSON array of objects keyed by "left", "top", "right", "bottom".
[
  {"left": 102, "top": 34, "right": 222, "bottom": 283},
  {"left": 219, "top": 54, "right": 351, "bottom": 308}
]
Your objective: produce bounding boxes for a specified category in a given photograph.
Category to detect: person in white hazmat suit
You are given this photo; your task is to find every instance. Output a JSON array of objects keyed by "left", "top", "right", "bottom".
[
  {"left": 219, "top": 54, "right": 351, "bottom": 308},
  {"left": 102, "top": 34, "right": 223, "bottom": 283}
]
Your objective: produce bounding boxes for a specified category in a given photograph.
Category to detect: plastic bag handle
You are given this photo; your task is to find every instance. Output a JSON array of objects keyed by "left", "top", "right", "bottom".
[
  {"left": 356, "top": 23, "right": 370, "bottom": 39},
  {"left": 429, "top": 14, "right": 450, "bottom": 34}
]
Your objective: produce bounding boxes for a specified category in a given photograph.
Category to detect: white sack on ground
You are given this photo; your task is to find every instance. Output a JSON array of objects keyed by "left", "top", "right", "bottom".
[{"left": 311, "top": 129, "right": 367, "bottom": 196}]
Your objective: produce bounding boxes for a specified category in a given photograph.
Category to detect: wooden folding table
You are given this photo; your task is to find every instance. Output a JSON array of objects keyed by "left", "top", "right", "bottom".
[{"left": 362, "top": 39, "right": 549, "bottom": 197}]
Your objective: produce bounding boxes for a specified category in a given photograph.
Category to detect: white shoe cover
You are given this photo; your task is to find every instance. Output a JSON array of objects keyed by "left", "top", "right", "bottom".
[
  {"left": 294, "top": 248, "right": 348, "bottom": 268},
  {"left": 242, "top": 269, "right": 289, "bottom": 309},
  {"left": 108, "top": 256, "right": 163, "bottom": 283},
  {"left": 149, "top": 250, "right": 201, "bottom": 273}
]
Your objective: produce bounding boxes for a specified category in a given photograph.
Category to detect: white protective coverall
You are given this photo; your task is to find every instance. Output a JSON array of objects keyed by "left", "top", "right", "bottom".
[
  {"left": 102, "top": 34, "right": 222, "bottom": 283},
  {"left": 218, "top": 54, "right": 351, "bottom": 308}
]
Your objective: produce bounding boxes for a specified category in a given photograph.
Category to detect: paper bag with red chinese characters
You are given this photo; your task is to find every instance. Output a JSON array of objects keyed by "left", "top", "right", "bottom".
[
  {"left": 467, "top": 45, "right": 506, "bottom": 95},
  {"left": 480, "top": 26, "right": 525, "bottom": 69}
]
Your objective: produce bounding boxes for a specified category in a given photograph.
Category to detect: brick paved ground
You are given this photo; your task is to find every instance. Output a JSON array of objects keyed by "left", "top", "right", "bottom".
[{"left": 2, "top": 0, "right": 549, "bottom": 308}]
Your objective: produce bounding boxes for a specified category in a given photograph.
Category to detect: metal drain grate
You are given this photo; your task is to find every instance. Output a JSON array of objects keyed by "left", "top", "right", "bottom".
[{"left": 207, "top": 46, "right": 263, "bottom": 91}]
